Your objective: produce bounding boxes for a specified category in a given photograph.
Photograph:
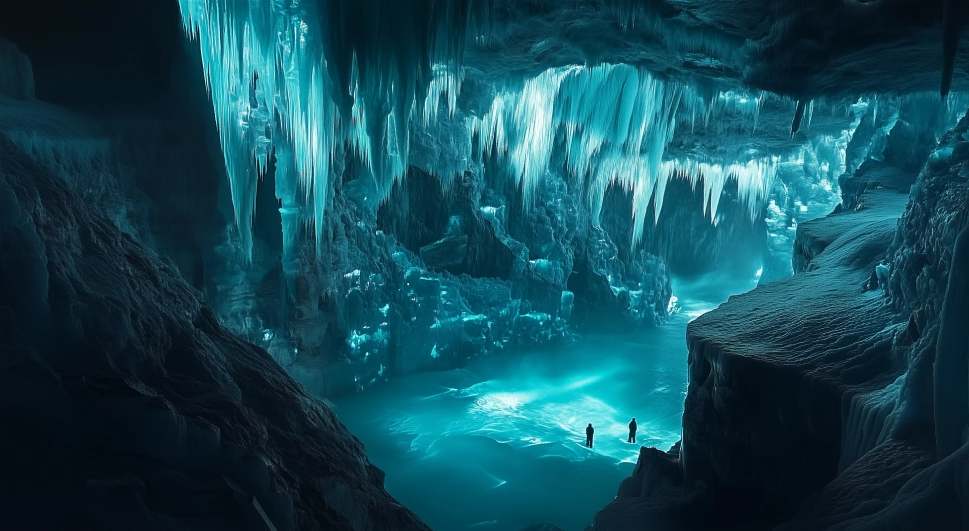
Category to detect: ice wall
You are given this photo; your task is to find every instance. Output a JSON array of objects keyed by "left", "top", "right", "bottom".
[
  {"left": 176, "top": 0, "right": 828, "bottom": 265},
  {"left": 177, "top": 0, "right": 493, "bottom": 260},
  {"left": 174, "top": 0, "right": 969, "bottom": 397}
]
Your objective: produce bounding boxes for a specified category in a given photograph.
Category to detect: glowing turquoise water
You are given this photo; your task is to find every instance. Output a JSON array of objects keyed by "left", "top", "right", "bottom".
[{"left": 333, "top": 274, "right": 755, "bottom": 530}]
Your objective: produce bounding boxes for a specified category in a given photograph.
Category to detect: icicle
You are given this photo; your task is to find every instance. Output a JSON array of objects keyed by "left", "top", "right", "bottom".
[
  {"left": 659, "top": 157, "right": 779, "bottom": 225},
  {"left": 182, "top": 1, "right": 955, "bottom": 272},
  {"left": 468, "top": 63, "right": 787, "bottom": 247},
  {"left": 469, "top": 63, "right": 685, "bottom": 236},
  {"left": 791, "top": 100, "right": 806, "bottom": 139},
  {"left": 423, "top": 64, "right": 464, "bottom": 125},
  {"left": 941, "top": 0, "right": 964, "bottom": 97},
  {"left": 179, "top": 0, "right": 465, "bottom": 260}
]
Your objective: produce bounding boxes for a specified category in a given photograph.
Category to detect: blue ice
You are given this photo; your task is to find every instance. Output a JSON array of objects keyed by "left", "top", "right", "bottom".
[{"left": 333, "top": 273, "right": 757, "bottom": 530}]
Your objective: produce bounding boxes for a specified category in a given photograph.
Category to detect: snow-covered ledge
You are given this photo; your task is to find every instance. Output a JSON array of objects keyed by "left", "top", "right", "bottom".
[{"left": 594, "top": 113, "right": 969, "bottom": 531}]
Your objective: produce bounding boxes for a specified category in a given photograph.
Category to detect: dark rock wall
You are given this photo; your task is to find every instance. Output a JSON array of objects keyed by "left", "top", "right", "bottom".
[
  {"left": 0, "top": 133, "right": 428, "bottom": 531},
  {"left": 887, "top": 121, "right": 969, "bottom": 327},
  {"left": 609, "top": 177, "right": 769, "bottom": 279}
]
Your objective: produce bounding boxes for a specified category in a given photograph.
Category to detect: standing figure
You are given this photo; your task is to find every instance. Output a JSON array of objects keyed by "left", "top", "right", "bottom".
[
  {"left": 628, "top": 417, "right": 638, "bottom": 443},
  {"left": 586, "top": 423, "right": 595, "bottom": 448}
]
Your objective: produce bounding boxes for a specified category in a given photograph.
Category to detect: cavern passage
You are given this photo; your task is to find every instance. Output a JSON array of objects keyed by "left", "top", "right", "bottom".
[{"left": 1, "top": 0, "right": 969, "bottom": 529}]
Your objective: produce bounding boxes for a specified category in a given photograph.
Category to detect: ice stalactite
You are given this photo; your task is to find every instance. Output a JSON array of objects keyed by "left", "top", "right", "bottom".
[
  {"left": 468, "top": 64, "right": 792, "bottom": 247},
  {"left": 178, "top": 0, "right": 969, "bottom": 276},
  {"left": 176, "top": 0, "right": 867, "bottom": 267},
  {"left": 941, "top": 0, "right": 963, "bottom": 97},
  {"left": 791, "top": 100, "right": 806, "bottom": 138},
  {"left": 423, "top": 64, "right": 463, "bottom": 126},
  {"left": 664, "top": 158, "right": 779, "bottom": 225},
  {"left": 469, "top": 67, "right": 574, "bottom": 211},
  {"left": 470, "top": 64, "right": 688, "bottom": 246},
  {"left": 694, "top": 90, "right": 765, "bottom": 132},
  {"left": 177, "top": 0, "right": 426, "bottom": 260},
  {"left": 181, "top": 0, "right": 969, "bottom": 282},
  {"left": 176, "top": 0, "right": 496, "bottom": 264},
  {"left": 178, "top": 0, "right": 278, "bottom": 257},
  {"left": 273, "top": 137, "right": 301, "bottom": 286}
]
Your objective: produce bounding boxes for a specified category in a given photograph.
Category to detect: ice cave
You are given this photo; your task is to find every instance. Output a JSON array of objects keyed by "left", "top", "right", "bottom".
[{"left": 1, "top": 0, "right": 968, "bottom": 529}]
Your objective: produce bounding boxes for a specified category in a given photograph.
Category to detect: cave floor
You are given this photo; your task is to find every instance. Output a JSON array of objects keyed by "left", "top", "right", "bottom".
[{"left": 332, "top": 273, "right": 757, "bottom": 531}]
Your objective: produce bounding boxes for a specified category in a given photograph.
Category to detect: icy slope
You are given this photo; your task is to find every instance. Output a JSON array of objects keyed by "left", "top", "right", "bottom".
[
  {"left": 775, "top": 107, "right": 969, "bottom": 531},
  {"left": 595, "top": 114, "right": 969, "bottom": 529},
  {"left": 598, "top": 186, "right": 903, "bottom": 528},
  {"left": 684, "top": 191, "right": 910, "bottom": 521},
  {"left": 593, "top": 188, "right": 909, "bottom": 529},
  {"left": 0, "top": 132, "right": 428, "bottom": 531}
]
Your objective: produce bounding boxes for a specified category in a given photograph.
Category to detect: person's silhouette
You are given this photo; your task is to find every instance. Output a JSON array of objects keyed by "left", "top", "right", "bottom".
[
  {"left": 628, "top": 417, "right": 637, "bottom": 443},
  {"left": 586, "top": 423, "right": 595, "bottom": 448}
]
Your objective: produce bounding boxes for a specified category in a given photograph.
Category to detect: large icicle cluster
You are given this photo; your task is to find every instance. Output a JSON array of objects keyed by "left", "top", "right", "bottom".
[
  {"left": 470, "top": 65, "right": 683, "bottom": 244},
  {"left": 180, "top": 0, "right": 966, "bottom": 265},
  {"left": 178, "top": 0, "right": 424, "bottom": 259},
  {"left": 176, "top": 0, "right": 777, "bottom": 262},
  {"left": 664, "top": 158, "right": 779, "bottom": 224},
  {"left": 179, "top": 0, "right": 330, "bottom": 258},
  {"left": 468, "top": 64, "right": 784, "bottom": 245}
]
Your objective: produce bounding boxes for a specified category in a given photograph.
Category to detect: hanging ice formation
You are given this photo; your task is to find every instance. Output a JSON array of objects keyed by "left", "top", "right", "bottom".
[
  {"left": 467, "top": 64, "right": 783, "bottom": 244},
  {"left": 177, "top": 0, "right": 474, "bottom": 261},
  {"left": 177, "top": 0, "right": 781, "bottom": 264},
  {"left": 181, "top": 1, "right": 962, "bottom": 264}
]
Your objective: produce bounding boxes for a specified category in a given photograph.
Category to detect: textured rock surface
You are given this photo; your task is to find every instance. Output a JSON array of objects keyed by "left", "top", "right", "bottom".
[
  {"left": 887, "top": 123, "right": 969, "bottom": 327},
  {"left": 595, "top": 114, "right": 969, "bottom": 530},
  {"left": 0, "top": 133, "right": 428, "bottom": 531},
  {"left": 595, "top": 170, "right": 907, "bottom": 530}
]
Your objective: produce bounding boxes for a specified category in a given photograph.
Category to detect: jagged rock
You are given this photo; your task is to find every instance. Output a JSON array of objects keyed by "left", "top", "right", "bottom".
[
  {"left": 376, "top": 167, "right": 449, "bottom": 253},
  {"left": 598, "top": 178, "right": 909, "bottom": 529},
  {"left": 0, "top": 133, "right": 428, "bottom": 531},
  {"left": 379, "top": 167, "right": 523, "bottom": 280}
]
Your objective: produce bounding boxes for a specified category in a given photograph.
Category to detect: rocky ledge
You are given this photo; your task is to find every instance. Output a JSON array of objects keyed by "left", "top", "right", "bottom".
[{"left": 595, "top": 114, "right": 969, "bottom": 530}]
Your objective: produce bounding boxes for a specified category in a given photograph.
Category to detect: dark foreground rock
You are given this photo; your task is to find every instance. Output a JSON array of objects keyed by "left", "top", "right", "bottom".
[
  {"left": 594, "top": 115, "right": 969, "bottom": 530},
  {"left": 0, "top": 132, "right": 428, "bottom": 530}
]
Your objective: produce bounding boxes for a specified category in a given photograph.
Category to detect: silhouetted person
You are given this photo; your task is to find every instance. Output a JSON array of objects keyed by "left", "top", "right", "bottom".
[
  {"left": 628, "top": 417, "right": 637, "bottom": 443},
  {"left": 586, "top": 423, "right": 595, "bottom": 448}
]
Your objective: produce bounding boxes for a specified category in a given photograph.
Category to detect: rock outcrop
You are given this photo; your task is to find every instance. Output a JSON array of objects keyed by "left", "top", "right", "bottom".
[
  {"left": 595, "top": 113, "right": 969, "bottom": 530},
  {"left": 0, "top": 133, "right": 428, "bottom": 531}
]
